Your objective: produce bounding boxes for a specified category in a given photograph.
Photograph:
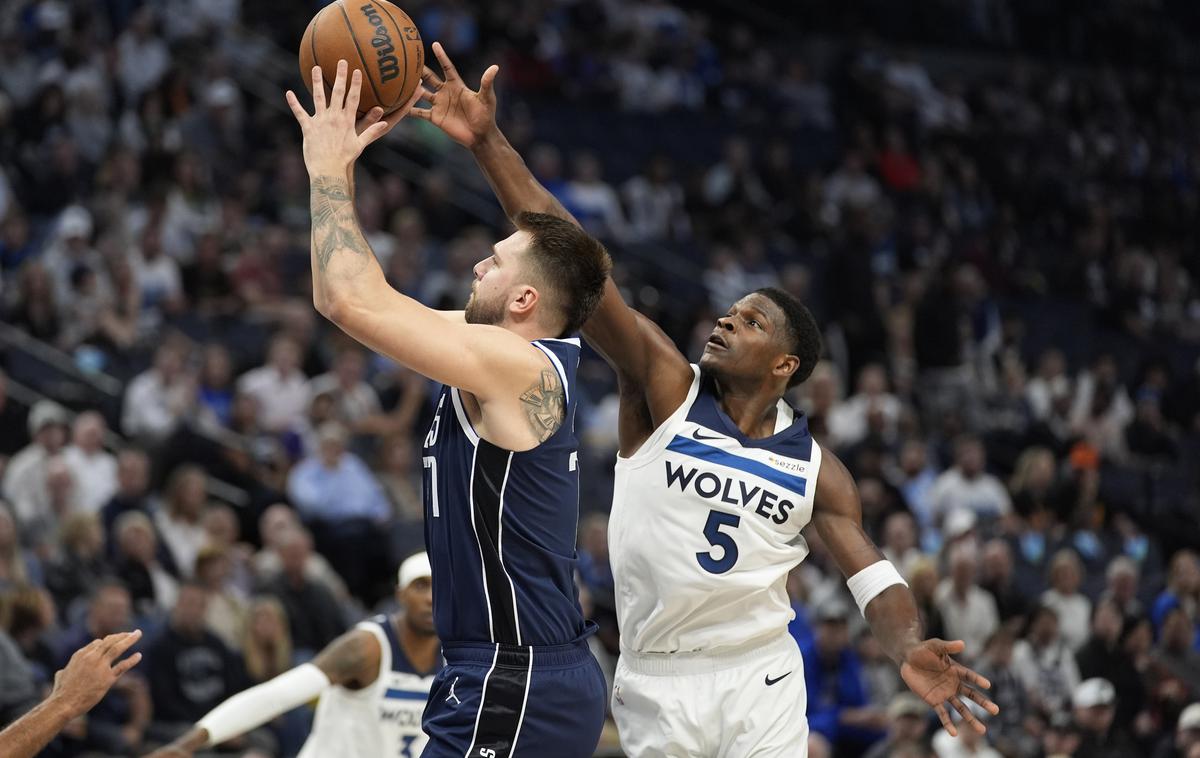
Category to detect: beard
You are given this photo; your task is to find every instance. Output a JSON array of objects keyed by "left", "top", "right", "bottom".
[{"left": 464, "top": 285, "right": 506, "bottom": 326}]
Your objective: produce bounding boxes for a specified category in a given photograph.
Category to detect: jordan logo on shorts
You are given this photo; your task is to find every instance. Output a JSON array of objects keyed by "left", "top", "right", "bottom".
[{"left": 446, "top": 677, "right": 462, "bottom": 706}]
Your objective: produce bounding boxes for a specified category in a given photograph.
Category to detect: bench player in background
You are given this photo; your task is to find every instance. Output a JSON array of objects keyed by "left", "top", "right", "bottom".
[
  {"left": 282, "top": 62, "right": 610, "bottom": 757},
  {"left": 409, "top": 42, "right": 1000, "bottom": 757},
  {"left": 148, "top": 552, "right": 440, "bottom": 757}
]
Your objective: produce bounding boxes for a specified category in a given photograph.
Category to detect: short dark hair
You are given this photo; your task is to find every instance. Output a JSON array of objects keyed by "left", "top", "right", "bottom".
[
  {"left": 515, "top": 212, "right": 612, "bottom": 337},
  {"left": 753, "top": 287, "right": 822, "bottom": 387}
]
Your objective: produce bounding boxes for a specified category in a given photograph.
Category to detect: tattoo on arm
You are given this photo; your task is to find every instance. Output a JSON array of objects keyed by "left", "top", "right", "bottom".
[
  {"left": 520, "top": 369, "right": 565, "bottom": 443},
  {"left": 310, "top": 176, "right": 373, "bottom": 272},
  {"left": 314, "top": 631, "right": 374, "bottom": 689}
]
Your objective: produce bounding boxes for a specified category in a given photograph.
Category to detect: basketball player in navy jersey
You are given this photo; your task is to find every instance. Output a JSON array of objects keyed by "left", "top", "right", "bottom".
[
  {"left": 284, "top": 62, "right": 609, "bottom": 757},
  {"left": 148, "top": 553, "right": 441, "bottom": 757},
  {"left": 409, "top": 43, "right": 1000, "bottom": 756}
]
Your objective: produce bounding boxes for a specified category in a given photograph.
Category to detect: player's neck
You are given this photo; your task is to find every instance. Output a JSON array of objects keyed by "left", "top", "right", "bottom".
[
  {"left": 500, "top": 315, "right": 561, "bottom": 343},
  {"left": 713, "top": 379, "right": 783, "bottom": 439}
]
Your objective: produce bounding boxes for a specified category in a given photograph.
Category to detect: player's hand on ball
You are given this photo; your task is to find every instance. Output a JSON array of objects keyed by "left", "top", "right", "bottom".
[
  {"left": 409, "top": 41, "right": 499, "bottom": 148},
  {"left": 899, "top": 638, "right": 999, "bottom": 737},
  {"left": 285, "top": 61, "right": 421, "bottom": 174}
]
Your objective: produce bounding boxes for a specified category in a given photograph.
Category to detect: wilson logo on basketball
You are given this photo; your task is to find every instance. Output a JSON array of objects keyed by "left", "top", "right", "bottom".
[{"left": 359, "top": 3, "right": 400, "bottom": 83}]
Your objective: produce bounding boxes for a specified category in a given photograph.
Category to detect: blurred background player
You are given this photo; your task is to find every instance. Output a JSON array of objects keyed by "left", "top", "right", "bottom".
[
  {"left": 284, "top": 62, "right": 610, "bottom": 757},
  {"left": 410, "top": 42, "right": 997, "bottom": 757},
  {"left": 148, "top": 552, "right": 439, "bottom": 757}
]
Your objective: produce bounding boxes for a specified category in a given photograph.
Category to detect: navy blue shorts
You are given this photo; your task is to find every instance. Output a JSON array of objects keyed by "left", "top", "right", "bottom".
[{"left": 420, "top": 635, "right": 606, "bottom": 758}]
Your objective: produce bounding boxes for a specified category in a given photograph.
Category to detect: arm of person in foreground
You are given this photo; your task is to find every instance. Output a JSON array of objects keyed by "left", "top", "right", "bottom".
[
  {"left": 146, "top": 627, "right": 381, "bottom": 757},
  {"left": 406, "top": 42, "right": 693, "bottom": 453},
  {"left": 0, "top": 630, "right": 142, "bottom": 758},
  {"left": 810, "top": 451, "right": 1000, "bottom": 736},
  {"left": 284, "top": 60, "right": 565, "bottom": 451}
]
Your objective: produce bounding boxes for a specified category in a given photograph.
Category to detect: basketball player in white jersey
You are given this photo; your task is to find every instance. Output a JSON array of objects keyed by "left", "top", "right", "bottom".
[
  {"left": 148, "top": 553, "right": 441, "bottom": 758},
  {"left": 407, "top": 43, "right": 1001, "bottom": 757}
]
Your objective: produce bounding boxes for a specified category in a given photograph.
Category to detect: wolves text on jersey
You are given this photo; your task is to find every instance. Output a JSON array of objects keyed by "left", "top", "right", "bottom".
[{"left": 664, "top": 460, "right": 797, "bottom": 525}]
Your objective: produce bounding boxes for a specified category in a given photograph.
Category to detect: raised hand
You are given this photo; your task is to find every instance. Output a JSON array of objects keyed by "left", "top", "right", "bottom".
[
  {"left": 50, "top": 630, "right": 143, "bottom": 718},
  {"left": 899, "top": 638, "right": 999, "bottom": 736},
  {"left": 408, "top": 41, "right": 499, "bottom": 148},
  {"left": 285, "top": 60, "right": 421, "bottom": 175}
]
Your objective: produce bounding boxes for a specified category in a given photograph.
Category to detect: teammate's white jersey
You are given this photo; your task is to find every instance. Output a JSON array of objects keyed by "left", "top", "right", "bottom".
[
  {"left": 298, "top": 617, "right": 439, "bottom": 758},
  {"left": 609, "top": 366, "right": 821, "bottom": 655}
]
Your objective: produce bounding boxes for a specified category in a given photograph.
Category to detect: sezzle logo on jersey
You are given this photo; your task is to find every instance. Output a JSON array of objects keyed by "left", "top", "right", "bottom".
[{"left": 664, "top": 461, "right": 797, "bottom": 525}]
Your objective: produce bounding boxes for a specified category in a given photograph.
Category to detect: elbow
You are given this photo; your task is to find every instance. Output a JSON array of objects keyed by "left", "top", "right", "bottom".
[{"left": 317, "top": 292, "right": 351, "bottom": 324}]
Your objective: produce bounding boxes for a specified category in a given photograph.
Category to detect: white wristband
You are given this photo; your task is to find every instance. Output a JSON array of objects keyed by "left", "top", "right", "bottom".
[
  {"left": 199, "top": 663, "right": 331, "bottom": 746},
  {"left": 847, "top": 560, "right": 908, "bottom": 617}
]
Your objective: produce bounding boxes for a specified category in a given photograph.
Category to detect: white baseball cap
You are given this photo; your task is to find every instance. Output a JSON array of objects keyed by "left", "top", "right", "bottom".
[
  {"left": 397, "top": 552, "right": 432, "bottom": 590},
  {"left": 1072, "top": 678, "right": 1116, "bottom": 709},
  {"left": 1179, "top": 703, "right": 1200, "bottom": 732}
]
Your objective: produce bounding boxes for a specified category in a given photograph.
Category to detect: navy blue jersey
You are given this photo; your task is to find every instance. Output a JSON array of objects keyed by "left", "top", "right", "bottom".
[{"left": 421, "top": 337, "right": 587, "bottom": 646}]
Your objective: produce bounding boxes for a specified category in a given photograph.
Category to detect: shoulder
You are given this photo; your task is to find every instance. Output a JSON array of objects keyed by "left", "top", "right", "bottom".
[{"left": 812, "top": 448, "right": 857, "bottom": 514}]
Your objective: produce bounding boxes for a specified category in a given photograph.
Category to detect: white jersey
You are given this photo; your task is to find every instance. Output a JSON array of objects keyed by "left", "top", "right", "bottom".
[
  {"left": 609, "top": 366, "right": 820, "bottom": 655},
  {"left": 298, "top": 616, "right": 440, "bottom": 758}
]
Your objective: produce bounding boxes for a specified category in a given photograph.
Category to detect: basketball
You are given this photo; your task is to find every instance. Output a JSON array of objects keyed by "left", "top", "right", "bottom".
[{"left": 299, "top": 0, "right": 423, "bottom": 116}]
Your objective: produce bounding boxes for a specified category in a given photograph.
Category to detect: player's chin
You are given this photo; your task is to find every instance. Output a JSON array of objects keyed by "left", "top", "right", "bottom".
[{"left": 698, "top": 347, "right": 728, "bottom": 373}]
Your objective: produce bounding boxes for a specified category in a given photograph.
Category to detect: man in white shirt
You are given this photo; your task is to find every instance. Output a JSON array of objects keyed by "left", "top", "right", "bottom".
[
  {"left": 122, "top": 341, "right": 196, "bottom": 442},
  {"left": 237, "top": 334, "right": 310, "bottom": 433},
  {"left": 827, "top": 363, "right": 904, "bottom": 447},
  {"left": 935, "top": 544, "right": 1000, "bottom": 665},
  {"left": 305, "top": 348, "right": 380, "bottom": 428},
  {"left": 2, "top": 401, "right": 70, "bottom": 530},
  {"left": 62, "top": 411, "right": 117, "bottom": 514},
  {"left": 928, "top": 435, "right": 1012, "bottom": 526},
  {"left": 154, "top": 465, "right": 210, "bottom": 577}
]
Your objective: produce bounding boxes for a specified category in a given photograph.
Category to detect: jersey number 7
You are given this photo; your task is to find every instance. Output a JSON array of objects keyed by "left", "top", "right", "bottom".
[{"left": 697, "top": 510, "right": 740, "bottom": 574}]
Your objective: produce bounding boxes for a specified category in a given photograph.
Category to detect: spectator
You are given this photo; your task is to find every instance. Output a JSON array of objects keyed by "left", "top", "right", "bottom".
[
  {"left": 62, "top": 411, "right": 118, "bottom": 514},
  {"left": 195, "top": 343, "right": 236, "bottom": 430},
  {"left": 802, "top": 601, "right": 887, "bottom": 754},
  {"left": 827, "top": 363, "right": 903, "bottom": 448},
  {"left": 100, "top": 448, "right": 155, "bottom": 546},
  {"left": 194, "top": 545, "right": 246, "bottom": 651},
  {"left": 621, "top": 155, "right": 690, "bottom": 243},
  {"left": 286, "top": 422, "right": 390, "bottom": 599},
  {"left": 1153, "top": 551, "right": 1200, "bottom": 643},
  {"left": 979, "top": 539, "right": 1027, "bottom": 626},
  {"left": 0, "top": 370, "right": 29, "bottom": 464},
  {"left": 1025, "top": 349, "right": 1071, "bottom": 422},
  {"left": 566, "top": 152, "right": 628, "bottom": 242},
  {"left": 1011, "top": 605, "right": 1080, "bottom": 715},
  {"left": 974, "top": 629, "right": 1032, "bottom": 756},
  {"left": 1070, "top": 354, "right": 1134, "bottom": 461},
  {"left": 131, "top": 224, "right": 185, "bottom": 332},
  {"left": 1157, "top": 703, "right": 1200, "bottom": 758},
  {"left": 259, "top": 528, "right": 344, "bottom": 655},
  {"left": 895, "top": 439, "right": 940, "bottom": 538},
  {"left": 252, "top": 504, "right": 348, "bottom": 601},
  {"left": 237, "top": 334, "right": 310, "bottom": 433},
  {"left": 242, "top": 596, "right": 293, "bottom": 685},
  {"left": 112, "top": 510, "right": 178, "bottom": 616},
  {"left": 1152, "top": 607, "right": 1200, "bottom": 699},
  {"left": 122, "top": 340, "right": 196, "bottom": 443},
  {"left": 143, "top": 583, "right": 254, "bottom": 744},
  {"left": 928, "top": 435, "right": 1011, "bottom": 527},
  {"left": 880, "top": 511, "right": 923, "bottom": 577},
  {"left": 862, "top": 693, "right": 930, "bottom": 758},
  {"left": 1041, "top": 549, "right": 1092, "bottom": 652},
  {"left": 154, "top": 465, "right": 211, "bottom": 578},
  {"left": 0, "top": 505, "right": 40, "bottom": 588},
  {"left": 2, "top": 585, "right": 58, "bottom": 681},
  {"left": 3, "top": 400, "right": 69, "bottom": 533},
  {"left": 1101, "top": 555, "right": 1144, "bottom": 618},
  {"left": 44, "top": 512, "right": 108, "bottom": 618},
  {"left": 934, "top": 542, "right": 1000, "bottom": 662},
  {"left": 1081, "top": 601, "right": 1150, "bottom": 730},
  {"left": 930, "top": 713, "right": 1001, "bottom": 758},
  {"left": 306, "top": 348, "right": 382, "bottom": 429},
  {"left": 115, "top": 7, "right": 170, "bottom": 101},
  {"left": 0, "top": 622, "right": 39, "bottom": 728},
  {"left": 1071, "top": 677, "right": 1138, "bottom": 758},
  {"left": 907, "top": 558, "right": 946, "bottom": 641}
]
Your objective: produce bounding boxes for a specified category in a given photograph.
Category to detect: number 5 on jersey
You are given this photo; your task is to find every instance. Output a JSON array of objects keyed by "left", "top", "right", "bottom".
[{"left": 697, "top": 510, "right": 740, "bottom": 574}]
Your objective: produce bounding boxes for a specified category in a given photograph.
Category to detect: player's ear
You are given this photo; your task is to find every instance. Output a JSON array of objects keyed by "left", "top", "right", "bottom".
[
  {"left": 774, "top": 354, "right": 800, "bottom": 384},
  {"left": 509, "top": 284, "right": 539, "bottom": 317}
]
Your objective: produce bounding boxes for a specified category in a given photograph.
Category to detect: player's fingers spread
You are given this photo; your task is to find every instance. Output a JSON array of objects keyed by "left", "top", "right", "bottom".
[
  {"left": 955, "top": 663, "right": 991, "bottom": 690},
  {"left": 409, "top": 104, "right": 432, "bottom": 121},
  {"left": 432, "top": 41, "right": 458, "bottom": 79},
  {"left": 312, "top": 66, "right": 326, "bottom": 112},
  {"left": 112, "top": 651, "right": 143, "bottom": 677},
  {"left": 422, "top": 65, "right": 444, "bottom": 90},
  {"left": 345, "top": 68, "right": 363, "bottom": 114},
  {"left": 285, "top": 90, "right": 310, "bottom": 123},
  {"left": 105, "top": 629, "right": 142, "bottom": 660},
  {"left": 934, "top": 703, "right": 955, "bottom": 736},
  {"left": 962, "top": 686, "right": 1000, "bottom": 715},
  {"left": 330, "top": 60, "right": 349, "bottom": 109},
  {"left": 950, "top": 696, "right": 983, "bottom": 733},
  {"left": 480, "top": 64, "right": 499, "bottom": 97}
]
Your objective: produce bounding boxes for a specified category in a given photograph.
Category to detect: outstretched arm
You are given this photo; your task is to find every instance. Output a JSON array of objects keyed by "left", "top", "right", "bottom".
[
  {"left": 146, "top": 629, "right": 381, "bottom": 757},
  {"left": 409, "top": 43, "right": 693, "bottom": 452},
  {"left": 0, "top": 631, "right": 142, "bottom": 758},
  {"left": 285, "top": 61, "right": 563, "bottom": 451},
  {"left": 810, "top": 451, "right": 999, "bottom": 736}
]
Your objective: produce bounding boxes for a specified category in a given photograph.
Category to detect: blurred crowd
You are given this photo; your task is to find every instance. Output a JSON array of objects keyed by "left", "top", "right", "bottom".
[{"left": 0, "top": 0, "right": 1198, "bottom": 756}]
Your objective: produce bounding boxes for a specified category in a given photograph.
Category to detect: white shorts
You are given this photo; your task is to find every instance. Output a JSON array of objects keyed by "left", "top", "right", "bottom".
[{"left": 612, "top": 632, "right": 809, "bottom": 758}]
